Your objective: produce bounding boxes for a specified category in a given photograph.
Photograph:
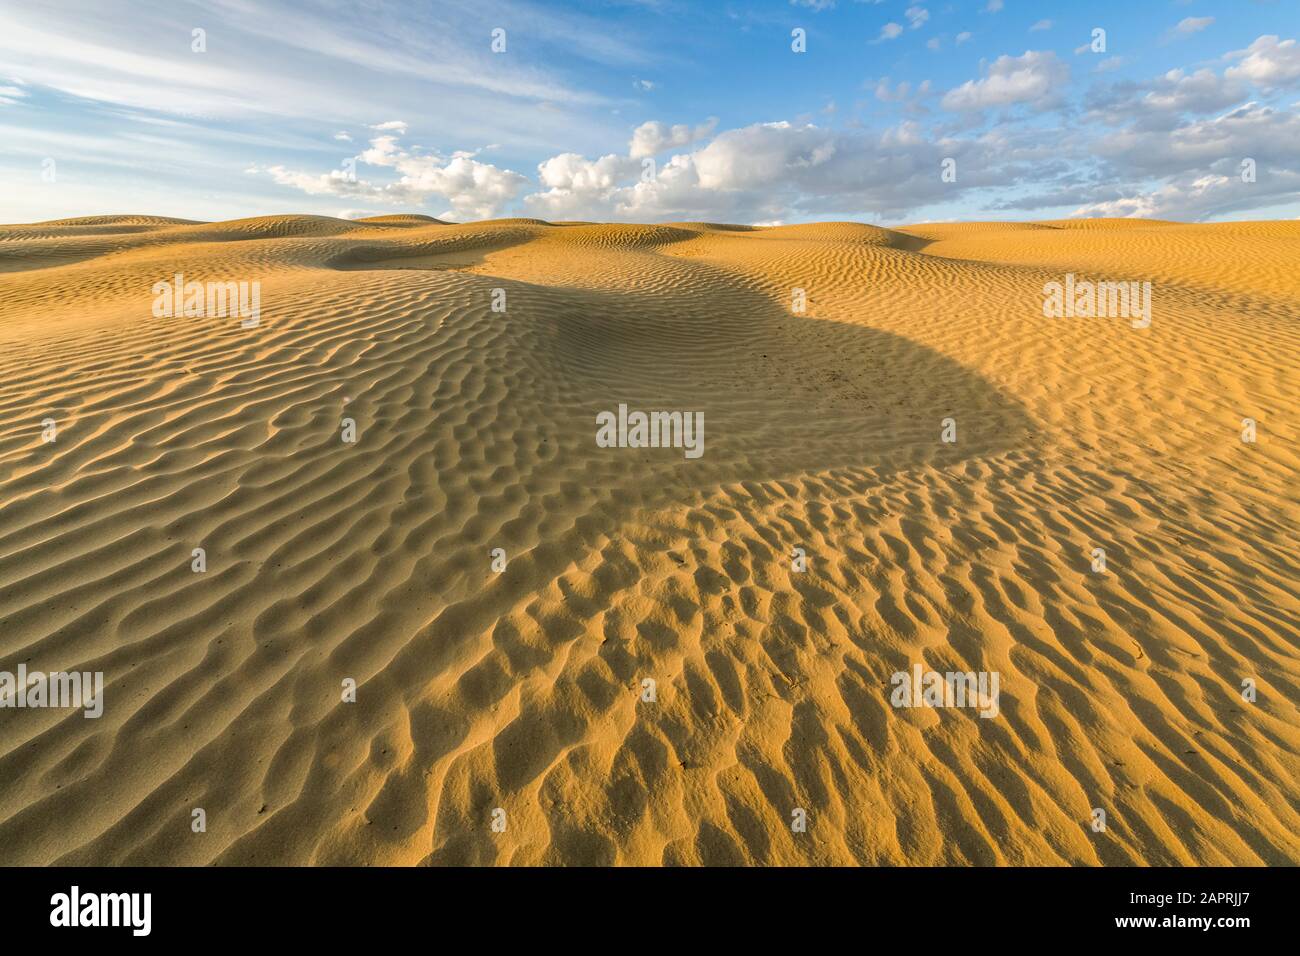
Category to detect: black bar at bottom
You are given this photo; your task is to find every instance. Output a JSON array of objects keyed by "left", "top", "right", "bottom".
[{"left": 0, "top": 866, "right": 1285, "bottom": 942}]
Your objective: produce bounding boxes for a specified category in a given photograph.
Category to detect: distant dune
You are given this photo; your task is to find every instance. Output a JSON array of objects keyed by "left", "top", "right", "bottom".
[{"left": 0, "top": 214, "right": 1296, "bottom": 865}]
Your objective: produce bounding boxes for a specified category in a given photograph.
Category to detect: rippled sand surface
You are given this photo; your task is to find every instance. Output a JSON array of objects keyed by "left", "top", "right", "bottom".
[{"left": 0, "top": 214, "right": 1296, "bottom": 865}]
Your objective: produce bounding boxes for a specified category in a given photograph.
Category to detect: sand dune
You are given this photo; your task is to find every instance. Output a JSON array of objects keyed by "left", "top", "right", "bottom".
[{"left": 0, "top": 214, "right": 1296, "bottom": 865}]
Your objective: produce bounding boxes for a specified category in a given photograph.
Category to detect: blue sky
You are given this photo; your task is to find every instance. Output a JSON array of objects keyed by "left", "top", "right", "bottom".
[{"left": 2, "top": 0, "right": 1298, "bottom": 224}]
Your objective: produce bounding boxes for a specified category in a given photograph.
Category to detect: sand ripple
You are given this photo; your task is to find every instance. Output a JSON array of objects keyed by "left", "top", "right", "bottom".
[{"left": 0, "top": 215, "right": 1296, "bottom": 865}]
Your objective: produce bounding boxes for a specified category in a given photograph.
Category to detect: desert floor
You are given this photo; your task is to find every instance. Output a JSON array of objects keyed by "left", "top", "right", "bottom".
[{"left": 0, "top": 214, "right": 1296, "bottom": 865}]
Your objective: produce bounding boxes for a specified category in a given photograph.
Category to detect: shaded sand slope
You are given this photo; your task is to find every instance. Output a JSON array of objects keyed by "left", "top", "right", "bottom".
[{"left": 0, "top": 215, "right": 1296, "bottom": 865}]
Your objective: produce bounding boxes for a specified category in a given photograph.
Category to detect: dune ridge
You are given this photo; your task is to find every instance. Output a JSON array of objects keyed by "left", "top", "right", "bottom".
[{"left": 0, "top": 214, "right": 1296, "bottom": 866}]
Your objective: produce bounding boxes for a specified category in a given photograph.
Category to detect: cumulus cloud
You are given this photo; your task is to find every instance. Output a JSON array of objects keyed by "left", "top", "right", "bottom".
[
  {"left": 628, "top": 118, "right": 718, "bottom": 158},
  {"left": 1057, "top": 37, "right": 1300, "bottom": 222},
  {"left": 1088, "top": 35, "right": 1300, "bottom": 127},
  {"left": 905, "top": 7, "right": 929, "bottom": 30},
  {"left": 941, "top": 50, "right": 1068, "bottom": 111},
  {"left": 956, "top": 32, "right": 972, "bottom": 45},
  {"left": 536, "top": 152, "right": 642, "bottom": 192},
  {"left": 1071, "top": 168, "right": 1300, "bottom": 221},
  {"left": 254, "top": 32, "right": 1300, "bottom": 227},
  {"left": 1088, "top": 68, "right": 1247, "bottom": 126},
  {"left": 1093, "top": 101, "right": 1300, "bottom": 176},
  {"left": 877, "top": 23, "right": 903, "bottom": 42},
  {"left": 692, "top": 122, "right": 838, "bottom": 190},
  {"left": 1142, "top": 68, "right": 1247, "bottom": 114},
  {"left": 254, "top": 127, "right": 527, "bottom": 220},
  {"left": 1225, "top": 35, "right": 1300, "bottom": 90},
  {"left": 524, "top": 119, "right": 1011, "bottom": 223}
]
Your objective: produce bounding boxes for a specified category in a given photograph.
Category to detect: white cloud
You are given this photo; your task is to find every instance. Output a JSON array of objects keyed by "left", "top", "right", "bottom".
[
  {"left": 1071, "top": 168, "right": 1300, "bottom": 221},
  {"left": 985, "top": 0, "right": 1003, "bottom": 13},
  {"left": 989, "top": 83, "right": 1300, "bottom": 221},
  {"left": 1094, "top": 101, "right": 1300, "bottom": 175},
  {"left": 11, "top": 4, "right": 1300, "bottom": 229},
  {"left": 1173, "top": 17, "right": 1214, "bottom": 37},
  {"left": 1030, "top": 20, "right": 1052, "bottom": 33},
  {"left": 255, "top": 128, "right": 527, "bottom": 220},
  {"left": 0, "top": 0, "right": 627, "bottom": 159},
  {"left": 536, "top": 152, "right": 641, "bottom": 192},
  {"left": 523, "top": 119, "right": 1007, "bottom": 223},
  {"left": 941, "top": 50, "right": 1068, "bottom": 111},
  {"left": 628, "top": 118, "right": 718, "bottom": 158},
  {"left": 1071, "top": 181, "right": 1211, "bottom": 219},
  {"left": 1141, "top": 68, "right": 1246, "bottom": 114},
  {"left": 1225, "top": 35, "right": 1300, "bottom": 91},
  {"left": 692, "top": 122, "right": 829, "bottom": 190}
]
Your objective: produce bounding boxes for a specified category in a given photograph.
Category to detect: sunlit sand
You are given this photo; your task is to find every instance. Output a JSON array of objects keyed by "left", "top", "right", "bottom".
[{"left": 0, "top": 214, "right": 1296, "bottom": 864}]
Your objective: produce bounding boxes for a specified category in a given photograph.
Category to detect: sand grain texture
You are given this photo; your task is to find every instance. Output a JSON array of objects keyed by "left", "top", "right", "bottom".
[{"left": 0, "top": 215, "right": 1297, "bottom": 865}]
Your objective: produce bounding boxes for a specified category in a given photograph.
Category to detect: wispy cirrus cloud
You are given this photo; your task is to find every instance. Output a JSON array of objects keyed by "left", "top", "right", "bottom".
[
  {"left": 0, "top": 0, "right": 624, "bottom": 146},
  {"left": 1172, "top": 16, "right": 1215, "bottom": 38}
]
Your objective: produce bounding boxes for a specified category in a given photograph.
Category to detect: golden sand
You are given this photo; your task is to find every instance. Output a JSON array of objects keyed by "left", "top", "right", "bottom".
[{"left": 0, "top": 214, "right": 1296, "bottom": 864}]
